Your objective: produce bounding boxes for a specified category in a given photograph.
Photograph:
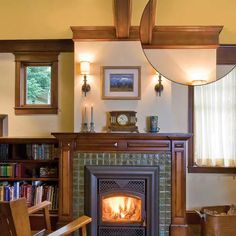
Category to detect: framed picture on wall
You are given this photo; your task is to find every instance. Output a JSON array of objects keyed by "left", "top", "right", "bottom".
[{"left": 102, "top": 66, "right": 141, "bottom": 100}]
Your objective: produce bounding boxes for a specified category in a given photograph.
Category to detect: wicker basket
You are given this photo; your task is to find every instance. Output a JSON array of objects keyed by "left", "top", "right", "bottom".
[{"left": 199, "top": 205, "right": 236, "bottom": 236}]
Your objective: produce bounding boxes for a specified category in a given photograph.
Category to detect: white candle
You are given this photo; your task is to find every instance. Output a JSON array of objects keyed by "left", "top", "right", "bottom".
[
  {"left": 84, "top": 106, "right": 87, "bottom": 123},
  {"left": 91, "top": 106, "right": 93, "bottom": 123}
]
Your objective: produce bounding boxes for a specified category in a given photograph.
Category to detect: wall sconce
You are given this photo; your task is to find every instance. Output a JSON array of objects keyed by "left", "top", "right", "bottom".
[
  {"left": 155, "top": 74, "right": 164, "bottom": 96},
  {"left": 80, "top": 61, "right": 91, "bottom": 96}
]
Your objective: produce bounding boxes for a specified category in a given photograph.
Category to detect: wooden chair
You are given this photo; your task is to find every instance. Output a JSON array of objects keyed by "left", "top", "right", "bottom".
[{"left": 0, "top": 198, "right": 92, "bottom": 236}]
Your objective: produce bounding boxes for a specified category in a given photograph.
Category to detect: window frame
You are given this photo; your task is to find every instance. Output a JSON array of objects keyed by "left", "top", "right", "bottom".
[
  {"left": 14, "top": 52, "right": 59, "bottom": 115},
  {"left": 188, "top": 86, "right": 236, "bottom": 173}
]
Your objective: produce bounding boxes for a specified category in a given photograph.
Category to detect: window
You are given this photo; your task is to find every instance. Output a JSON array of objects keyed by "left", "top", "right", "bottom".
[
  {"left": 14, "top": 52, "right": 59, "bottom": 114},
  {"left": 188, "top": 67, "right": 236, "bottom": 173}
]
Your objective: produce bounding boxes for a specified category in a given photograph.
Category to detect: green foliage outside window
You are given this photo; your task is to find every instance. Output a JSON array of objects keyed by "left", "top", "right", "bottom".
[{"left": 26, "top": 66, "right": 51, "bottom": 104}]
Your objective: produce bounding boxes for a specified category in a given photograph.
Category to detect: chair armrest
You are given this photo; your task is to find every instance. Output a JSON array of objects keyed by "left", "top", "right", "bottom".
[
  {"left": 47, "top": 215, "right": 92, "bottom": 236},
  {"left": 28, "top": 201, "right": 51, "bottom": 214}
]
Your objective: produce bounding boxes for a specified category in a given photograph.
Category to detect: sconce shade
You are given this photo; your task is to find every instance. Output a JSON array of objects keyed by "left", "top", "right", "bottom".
[{"left": 80, "top": 61, "right": 90, "bottom": 75}]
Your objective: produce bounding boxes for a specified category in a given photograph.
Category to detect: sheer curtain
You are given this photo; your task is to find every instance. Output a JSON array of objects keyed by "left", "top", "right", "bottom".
[{"left": 194, "top": 68, "right": 236, "bottom": 167}]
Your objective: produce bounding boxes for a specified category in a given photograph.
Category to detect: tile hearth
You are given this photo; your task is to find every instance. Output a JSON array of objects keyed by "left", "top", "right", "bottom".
[{"left": 73, "top": 152, "right": 171, "bottom": 236}]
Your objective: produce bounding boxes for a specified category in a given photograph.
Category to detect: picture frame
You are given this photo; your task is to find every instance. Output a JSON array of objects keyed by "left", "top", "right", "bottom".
[{"left": 102, "top": 66, "right": 141, "bottom": 100}]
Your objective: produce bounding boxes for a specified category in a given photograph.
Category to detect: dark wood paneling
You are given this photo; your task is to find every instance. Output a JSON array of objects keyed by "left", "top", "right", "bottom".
[
  {"left": 0, "top": 115, "right": 7, "bottom": 137},
  {"left": 113, "top": 0, "right": 132, "bottom": 38},
  {"left": 30, "top": 215, "right": 58, "bottom": 231},
  {"left": 217, "top": 44, "right": 236, "bottom": 64},
  {"left": 0, "top": 39, "right": 73, "bottom": 53},
  {"left": 186, "top": 211, "right": 201, "bottom": 225}
]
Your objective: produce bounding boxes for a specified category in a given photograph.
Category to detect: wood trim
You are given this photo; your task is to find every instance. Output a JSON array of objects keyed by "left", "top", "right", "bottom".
[
  {"left": 14, "top": 107, "right": 58, "bottom": 115},
  {"left": 113, "top": 0, "right": 132, "bottom": 38},
  {"left": 71, "top": 26, "right": 140, "bottom": 41},
  {"left": 71, "top": 26, "right": 117, "bottom": 41},
  {"left": 171, "top": 140, "right": 188, "bottom": 236},
  {"left": 217, "top": 44, "right": 236, "bottom": 64},
  {"left": 0, "top": 115, "right": 7, "bottom": 137},
  {"left": 71, "top": 24, "right": 223, "bottom": 49},
  {"left": 186, "top": 210, "right": 201, "bottom": 225},
  {"left": 14, "top": 52, "right": 59, "bottom": 62},
  {"left": 14, "top": 52, "right": 59, "bottom": 115},
  {"left": 188, "top": 86, "right": 194, "bottom": 169},
  {"left": 140, "top": 0, "right": 157, "bottom": 44},
  {"left": 188, "top": 166, "right": 236, "bottom": 173},
  {"left": 0, "top": 39, "right": 73, "bottom": 53},
  {"left": 142, "top": 26, "right": 223, "bottom": 49},
  {"left": 55, "top": 136, "right": 77, "bottom": 224}
]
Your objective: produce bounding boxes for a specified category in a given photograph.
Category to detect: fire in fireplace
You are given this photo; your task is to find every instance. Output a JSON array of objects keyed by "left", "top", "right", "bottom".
[
  {"left": 102, "top": 194, "right": 142, "bottom": 223},
  {"left": 85, "top": 165, "right": 159, "bottom": 236}
]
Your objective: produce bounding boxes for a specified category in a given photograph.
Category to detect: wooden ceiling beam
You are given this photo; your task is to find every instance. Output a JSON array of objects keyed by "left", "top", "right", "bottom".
[
  {"left": 113, "top": 0, "right": 132, "bottom": 39},
  {"left": 140, "top": 0, "right": 157, "bottom": 44}
]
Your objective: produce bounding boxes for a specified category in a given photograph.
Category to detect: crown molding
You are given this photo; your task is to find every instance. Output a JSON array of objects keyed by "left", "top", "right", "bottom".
[
  {"left": 71, "top": 26, "right": 140, "bottom": 41},
  {"left": 142, "top": 26, "right": 223, "bottom": 49}
]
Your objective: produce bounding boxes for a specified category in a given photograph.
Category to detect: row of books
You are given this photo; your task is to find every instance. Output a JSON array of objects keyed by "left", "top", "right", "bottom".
[
  {"left": 0, "top": 163, "right": 21, "bottom": 177},
  {"left": 0, "top": 182, "right": 58, "bottom": 210},
  {"left": 26, "top": 144, "right": 56, "bottom": 160},
  {"left": 0, "top": 144, "right": 57, "bottom": 161},
  {"left": 0, "top": 144, "right": 9, "bottom": 160}
]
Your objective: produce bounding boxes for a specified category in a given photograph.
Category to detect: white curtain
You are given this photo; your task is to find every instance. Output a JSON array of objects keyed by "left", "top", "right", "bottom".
[{"left": 194, "top": 68, "right": 236, "bottom": 167}]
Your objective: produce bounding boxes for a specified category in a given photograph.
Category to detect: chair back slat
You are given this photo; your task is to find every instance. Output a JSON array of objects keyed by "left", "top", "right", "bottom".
[
  {"left": 0, "top": 199, "right": 32, "bottom": 236},
  {"left": 10, "top": 198, "right": 32, "bottom": 236},
  {"left": 0, "top": 201, "right": 17, "bottom": 236}
]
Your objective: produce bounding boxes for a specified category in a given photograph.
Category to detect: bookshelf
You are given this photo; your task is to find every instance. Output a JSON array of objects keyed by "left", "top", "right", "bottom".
[{"left": 0, "top": 137, "right": 59, "bottom": 229}]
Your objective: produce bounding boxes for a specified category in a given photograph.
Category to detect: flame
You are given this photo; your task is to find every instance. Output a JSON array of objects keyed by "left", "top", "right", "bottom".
[{"left": 102, "top": 195, "right": 141, "bottom": 222}]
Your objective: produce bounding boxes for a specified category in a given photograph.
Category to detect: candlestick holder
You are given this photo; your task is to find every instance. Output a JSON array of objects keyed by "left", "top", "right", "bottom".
[
  {"left": 89, "top": 122, "right": 95, "bottom": 133},
  {"left": 81, "top": 122, "right": 89, "bottom": 133}
]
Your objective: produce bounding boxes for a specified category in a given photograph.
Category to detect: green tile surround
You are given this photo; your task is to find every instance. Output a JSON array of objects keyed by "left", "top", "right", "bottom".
[{"left": 73, "top": 152, "right": 171, "bottom": 236}]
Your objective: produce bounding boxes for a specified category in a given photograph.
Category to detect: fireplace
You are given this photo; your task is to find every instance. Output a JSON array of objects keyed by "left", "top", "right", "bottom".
[
  {"left": 85, "top": 165, "right": 159, "bottom": 236},
  {"left": 53, "top": 133, "right": 189, "bottom": 236}
]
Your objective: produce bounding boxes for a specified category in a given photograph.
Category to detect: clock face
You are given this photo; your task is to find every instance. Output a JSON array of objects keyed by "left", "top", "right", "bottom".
[{"left": 117, "top": 114, "right": 129, "bottom": 126}]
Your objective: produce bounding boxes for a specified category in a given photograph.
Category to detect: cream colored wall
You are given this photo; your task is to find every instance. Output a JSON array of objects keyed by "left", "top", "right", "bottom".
[
  {"left": 74, "top": 41, "right": 188, "bottom": 133},
  {"left": 0, "top": 53, "right": 74, "bottom": 137},
  {"left": 187, "top": 174, "right": 236, "bottom": 209}
]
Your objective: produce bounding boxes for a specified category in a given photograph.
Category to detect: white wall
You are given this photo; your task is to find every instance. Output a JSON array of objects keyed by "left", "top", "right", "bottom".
[
  {"left": 74, "top": 41, "right": 188, "bottom": 133},
  {"left": 74, "top": 41, "right": 236, "bottom": 210},
  {"left": 0, "top": 53, "right": 74, "bottom": 137}
]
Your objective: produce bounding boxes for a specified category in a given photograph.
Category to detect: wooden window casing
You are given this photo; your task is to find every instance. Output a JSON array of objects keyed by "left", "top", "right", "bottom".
[{"left": 14, "top": 52, "right": 59, "bottom": 115}]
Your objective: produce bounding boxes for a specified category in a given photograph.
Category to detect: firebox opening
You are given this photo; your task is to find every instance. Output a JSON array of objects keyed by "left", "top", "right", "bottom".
[{"left": 102, "top": 194, "right": 142, "bottom": 223}]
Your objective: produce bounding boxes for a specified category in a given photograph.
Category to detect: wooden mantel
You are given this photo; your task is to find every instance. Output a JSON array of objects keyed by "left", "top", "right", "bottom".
[{"left": 52, "top": 132, "right": 191, "bottom": 236}]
